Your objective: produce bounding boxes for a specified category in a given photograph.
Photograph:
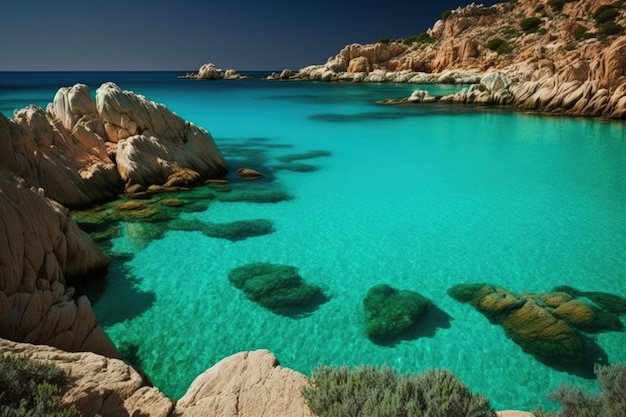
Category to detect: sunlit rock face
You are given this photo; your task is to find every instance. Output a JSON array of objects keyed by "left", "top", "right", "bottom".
[
  {"left": 0, "top": 82, "right": 228, "bottom": 208},
  {"left": 0, "top": 168, "right": 117, "bottom": 357}
]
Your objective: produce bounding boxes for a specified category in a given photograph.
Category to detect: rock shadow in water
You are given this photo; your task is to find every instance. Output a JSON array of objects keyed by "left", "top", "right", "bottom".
[
  {"left": 72, "top": 254, "right": 156, "bottom": 328},
  {"left": 273, "top": 162, "right": 320, "bottom": 173},
  {"left": 208, "top": 183, "right": 294, "bottom": 204},
  {"left": 228, "top": 262, "right": 329, "bottom": 318}
]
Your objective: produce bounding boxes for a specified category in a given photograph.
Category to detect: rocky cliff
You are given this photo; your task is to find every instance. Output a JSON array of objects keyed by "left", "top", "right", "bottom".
[
  {"left": 289, "top": 0, "right": 626, "bottom": 118},
  {"left": 0, "top": 168, "right": 117, "bottom": 357},
  {"left": 0, "top": 82, "right": 228, "bottom": 208}
]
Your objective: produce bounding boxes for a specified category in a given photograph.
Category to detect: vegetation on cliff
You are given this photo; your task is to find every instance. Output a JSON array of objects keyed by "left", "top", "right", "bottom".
[{"left": 0, "top": 354, "right": 78, "bottom": 417}]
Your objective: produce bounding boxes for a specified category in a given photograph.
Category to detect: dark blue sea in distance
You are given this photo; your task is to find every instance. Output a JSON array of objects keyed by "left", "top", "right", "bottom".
[{"left": 1, "top": 71, "right": 625, "bottom": 411}]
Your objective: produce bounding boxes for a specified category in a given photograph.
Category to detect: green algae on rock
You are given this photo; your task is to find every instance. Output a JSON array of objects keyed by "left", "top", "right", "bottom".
[
  {"left": 170, "top": 218, "right": 274, "bottom": 241},
  {"left": 228, "top": 263, "right": 327, "bottom": 316},
  {"left": 553, "top": 286, "right": 626, "bottom": 315},
  {"left": 446, "top": 283, "right": 620, "bottom": 371},
  {"left": 363, "top": 284, "right": 432, "bottom": 344}
]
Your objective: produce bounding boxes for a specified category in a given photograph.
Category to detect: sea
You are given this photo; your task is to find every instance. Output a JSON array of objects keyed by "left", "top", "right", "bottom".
[{"left": 1, "top": 71, "right": 625, "bottom": 412}]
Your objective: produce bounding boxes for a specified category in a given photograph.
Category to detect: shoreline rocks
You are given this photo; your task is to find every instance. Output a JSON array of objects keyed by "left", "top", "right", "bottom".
[
  {"left": 284, "top": 0, "right": 626, "bottom": 119},
  {"left": 1, "top": 82, "right": 228, "bottom": 208}
]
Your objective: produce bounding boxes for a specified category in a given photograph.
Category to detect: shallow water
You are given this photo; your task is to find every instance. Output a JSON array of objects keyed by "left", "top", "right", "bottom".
[{"left": 2, "top": 72, "right": 625, "bottom": 411}]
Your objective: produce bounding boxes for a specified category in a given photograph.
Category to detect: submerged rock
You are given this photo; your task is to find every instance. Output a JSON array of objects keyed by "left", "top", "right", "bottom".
[
  {"left": 170, "top": 218, "right": 274, "bottom": 241},
  {"left": 447, "top": 283, "right": 622, "bottom": 370},
  {"left": 554, "top": 285, "right": 626, "bottom": 315},
  {"left": 276, "top": 150, "right": 332, "bottom": 163},
  {"left": 227, "top": 263, "right": 327, "bottom": 316},
  {"left": 363, "top": 284, "right": 432, "bottom": 343}
]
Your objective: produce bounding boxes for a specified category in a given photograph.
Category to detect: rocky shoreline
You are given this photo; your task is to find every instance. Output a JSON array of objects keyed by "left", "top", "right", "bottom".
[{"left": 269, "top": 0, "right": 626, "bottom": 119}]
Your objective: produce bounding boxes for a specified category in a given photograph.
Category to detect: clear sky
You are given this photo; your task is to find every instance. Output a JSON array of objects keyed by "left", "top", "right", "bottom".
[{"left": 0, "top": 0, "right": 500, "bottom": 71}]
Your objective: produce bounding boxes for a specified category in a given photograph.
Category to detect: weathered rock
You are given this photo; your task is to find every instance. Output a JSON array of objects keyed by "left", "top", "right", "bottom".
[
  {"left": 0, "top": 339, "right": 316, "bottom": 417},
  {"left": 175, "top": 350, "right": 314, "bottom": 417},
  {"left": 0, "top": 168, "right": 117, "bottom": 357}
]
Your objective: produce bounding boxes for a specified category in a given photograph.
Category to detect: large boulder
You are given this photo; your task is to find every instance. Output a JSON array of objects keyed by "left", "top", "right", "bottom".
[{"left": 0, "top": 168, "right": 117, "bottom": 357}]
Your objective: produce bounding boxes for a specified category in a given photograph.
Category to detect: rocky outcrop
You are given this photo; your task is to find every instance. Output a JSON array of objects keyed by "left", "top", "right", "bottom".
[
  {"left": 0, "top": 168, "right": 117, "bottom": 357},
  {"left": 0, "top": 339, "right": 313, "bottom": 417},
  {"left": 182, "top": 63, "right": 246, "bottom": 80},
  {"left": 0, "top": 82, "right": 228, "bottom": 208},
  {"left": 291, "top": 0, "right": 626, "bottom": 118}
]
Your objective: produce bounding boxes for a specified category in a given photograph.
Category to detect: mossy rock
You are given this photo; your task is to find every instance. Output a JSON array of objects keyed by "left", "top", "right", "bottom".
[
  {"left": 553, "top": 300, "right": 596, "bottom": 327},
  {"left": 447, "top": 283, "right": 524, "bottom": 319},
  {"left": 501, "top": 299, "right": 586, "bottom": 367},
  {"left": 553, "top": 286, "right": 626, "bottom": 314},
  {"left": 228, "top": 262, "right": 327, "bottom": 315},
  {"left": 115, "top": 200, "right": 148, "bottom": 211},
  {"left": 363, "top": 284, "right": 432, "bottom": 343},
  {"left": 212, "top": 185, "right": 294, "bottom": 203},
  {"left": 159, "top": 198, "right": 185, "bottom": 207},
  {"left": 538, "top": 291, "right": 573, "bottom": 308},
  {"left": 170, "top": 218, "right": 274, "bottom": 241}
]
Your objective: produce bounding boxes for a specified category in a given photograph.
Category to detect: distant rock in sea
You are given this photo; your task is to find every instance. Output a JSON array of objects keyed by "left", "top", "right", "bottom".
[
  {"left": 181, "top": 62, "right": 246, "bottom": 80},
  {"left": 290, "top": 0, "right": 626, "bottom": 118}
]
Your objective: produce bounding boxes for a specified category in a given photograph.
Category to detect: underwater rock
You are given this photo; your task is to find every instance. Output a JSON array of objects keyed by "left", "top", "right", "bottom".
[
  {"left": 554, "top": 286, "right": 626, "bottom": 315},
  {"left": 276, "top": 150, "right": 332, "bottom": 163},
  {"left": 363, "top": 284, "right": 432, "bottom": 343},
  {"left": 159, "top": 198, "right": 185, "bottom": 207},
  {"left": 274, "top": 163, "right": 320, "bottom": 173},
  {"left": 227, "top": 263, "right": 327, "bottom": 316},
  {"left": 169, "top": 218, "right": 274, "bottom": 241},
  {"left": 211, "top": 184, "right": 294, "bottom": 203},
  {"left": 447, "top": 283, "right": 613, "bottom": 369},
  {"left": 115, "top": 200, "right": 147, "bottom": 211}
]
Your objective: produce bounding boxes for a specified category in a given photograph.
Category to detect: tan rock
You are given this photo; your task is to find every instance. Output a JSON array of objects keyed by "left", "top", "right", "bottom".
[
  {"left": 0, "top": 168, "right": 116, "bottom": 357},
  {"left": 175, "top": 350, "right": 314, "bottom": 417},
  {"left": 237, "top": 167, "right": 264, "bottom": 180}
]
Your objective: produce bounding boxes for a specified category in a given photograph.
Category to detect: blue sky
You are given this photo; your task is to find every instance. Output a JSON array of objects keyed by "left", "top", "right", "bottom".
[{"left": 0, "top": 0, "right": 499, "bottom": 71}]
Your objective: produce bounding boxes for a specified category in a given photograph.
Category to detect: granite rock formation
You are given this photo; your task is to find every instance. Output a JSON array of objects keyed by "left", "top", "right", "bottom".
[
  {"left": 1, "top": 82, "right": 228, "bottom": 208},
  {"left": 0, "top": 338, "right": 313, "bottom": 417},
  {"left": 0, "top": 168, "right": 118, "bottom": 357},
  {"left": 182, "top": 63, "right": 245, "bottom": 80},
  {"left": 290, "top": 0, "right": 626, "bottom": 118}
]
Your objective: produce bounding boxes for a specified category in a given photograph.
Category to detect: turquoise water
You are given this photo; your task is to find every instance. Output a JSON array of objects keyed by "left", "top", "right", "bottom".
[{"left": 2, "top": 72, "right": 626, "bottom": 411}]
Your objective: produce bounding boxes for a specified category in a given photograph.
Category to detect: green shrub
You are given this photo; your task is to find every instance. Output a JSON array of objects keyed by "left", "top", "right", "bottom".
[
  {"left": 302, "top": 365, "right": 496, "bottom": 417},
  {"left": 573, "top": 25, "right": 595, "bottom": 40},
  {"left": 548, "top": 0, "right": 566, "bottom": 11},
  {"left": 534, "top": 363, "right": 626, "bottom": 417},
  {"left": 593, "top": 5, "right": 620, "bottom": 24},
  {"left": 0, "top": 354, "right": 78, "bottom": 417},
  {"left": 442, "top": 9, "right": 452, "bottom": 20},
  {"left": 486, "top": 38, "right": 513, "bottom": 54},
  {"left": 403, "top": 32, "right": 434, "bottom": 44},
  {"left": 600, "top": 22, "right": 624, "bottom": 36},
  {"left": 520, "top": 16, "right": 543, "bottom": 33},
  {"left": 377, "top": 37, "right": 390, "bottom": 44}
]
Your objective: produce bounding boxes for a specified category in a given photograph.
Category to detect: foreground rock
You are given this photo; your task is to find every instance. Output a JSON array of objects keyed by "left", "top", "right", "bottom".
[
  {"left": 291, "top": 0, "right": 626, "bottom": 118},
  {"left": 0, "top": 338, "right": 313, "bottom": 417},
  {"left": 0, "top": 168, "right": 118, "bottom": 357},
  {"left": 1, "top": 82, "right": 228, "bottom": 208}
]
